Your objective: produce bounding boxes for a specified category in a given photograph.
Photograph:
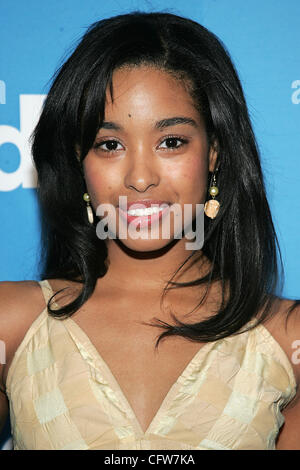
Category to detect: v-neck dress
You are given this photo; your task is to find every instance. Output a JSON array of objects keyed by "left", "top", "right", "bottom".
[{"left": 6, "top": 280, "right": 297, "bottom": 450}]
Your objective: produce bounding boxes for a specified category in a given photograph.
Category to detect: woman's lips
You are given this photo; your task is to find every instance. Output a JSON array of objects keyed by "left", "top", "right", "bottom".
[{"left": 118, "top": 204, "right": 171, "bottom": 229}]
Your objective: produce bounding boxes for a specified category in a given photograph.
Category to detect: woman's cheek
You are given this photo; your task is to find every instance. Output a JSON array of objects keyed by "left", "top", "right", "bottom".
[
  {"left": 83, "top": 179, "right": 102, "bottom": 211},
  {"left": 83, "top": 158, "right": 115, "bottom": 205},
  {"left": 167, "top": 156, "right": 207, "bottom": 201}
]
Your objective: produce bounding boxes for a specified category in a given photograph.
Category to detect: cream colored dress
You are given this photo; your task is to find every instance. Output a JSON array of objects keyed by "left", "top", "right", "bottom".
[{"left": 6, "top": 280, "right": 297, "bottom": 450}]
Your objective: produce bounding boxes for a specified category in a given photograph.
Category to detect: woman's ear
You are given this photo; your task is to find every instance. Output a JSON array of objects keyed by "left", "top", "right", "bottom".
[{"left": 208, "top": 141, "right": 218, "bottom": 172}]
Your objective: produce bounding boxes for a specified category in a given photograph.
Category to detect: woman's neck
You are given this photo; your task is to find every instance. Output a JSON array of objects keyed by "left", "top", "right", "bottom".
[{"left": 102, "top": 238, "right": 209, "bottom": 293}]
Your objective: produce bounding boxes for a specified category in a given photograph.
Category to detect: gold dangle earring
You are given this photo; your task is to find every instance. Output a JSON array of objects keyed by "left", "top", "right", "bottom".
[
  {"left": 83, "top": 192, "right": 94, "bottom": 224},
  {"left": 204, "top": 169, "right": 220, "bottom": 219}
]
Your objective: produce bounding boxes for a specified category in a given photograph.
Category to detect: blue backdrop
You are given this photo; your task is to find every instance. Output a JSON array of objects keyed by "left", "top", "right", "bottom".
[{"left": 0, "top": 0, "right": 299, "bottom": 450}]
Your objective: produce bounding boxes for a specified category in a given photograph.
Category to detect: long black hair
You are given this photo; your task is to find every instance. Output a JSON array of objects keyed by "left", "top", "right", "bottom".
[{"left": 31, "top": 11, "right": 299, "bottom": 347}]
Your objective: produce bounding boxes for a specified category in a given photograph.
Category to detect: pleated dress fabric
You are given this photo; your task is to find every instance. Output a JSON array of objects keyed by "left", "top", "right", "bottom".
[{"left": 6, "top": 280, "right": 297, "bottom": 450}]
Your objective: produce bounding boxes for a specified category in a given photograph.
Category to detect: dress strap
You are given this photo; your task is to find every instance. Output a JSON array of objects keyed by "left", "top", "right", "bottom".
[{"left": 38, "top": 279, "right": 54, "bottom": 307}]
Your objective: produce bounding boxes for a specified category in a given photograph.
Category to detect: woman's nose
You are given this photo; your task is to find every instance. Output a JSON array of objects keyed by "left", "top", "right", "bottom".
[{"left": 124, "top": 147, "right": 160, "bottom": 193}]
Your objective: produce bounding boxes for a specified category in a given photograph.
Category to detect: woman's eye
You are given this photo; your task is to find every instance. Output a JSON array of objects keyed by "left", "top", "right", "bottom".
[
  {"left": 94, "top": 140, "right": 123, "bottom": 152},
  {"left": 158, "top": 137, "right": 188, "bottom": 150}
]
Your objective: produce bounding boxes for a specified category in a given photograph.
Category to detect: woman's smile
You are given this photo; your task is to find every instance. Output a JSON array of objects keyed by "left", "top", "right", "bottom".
[{"left": 118, "top": 201, "right": 171, "bottom": 230}]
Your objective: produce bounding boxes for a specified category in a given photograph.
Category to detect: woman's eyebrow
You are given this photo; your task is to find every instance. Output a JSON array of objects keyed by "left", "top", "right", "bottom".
[
  {"left": 99, "top": 121, "right": 122, "bottom": 130},
  {"left": 155, "top": 117, "right": 198, "bottom": 129}
]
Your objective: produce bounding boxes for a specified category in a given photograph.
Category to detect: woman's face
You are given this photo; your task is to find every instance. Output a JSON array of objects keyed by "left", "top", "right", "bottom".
[{"left": 83, "top": 65, "right": 217, "bottom": 252}]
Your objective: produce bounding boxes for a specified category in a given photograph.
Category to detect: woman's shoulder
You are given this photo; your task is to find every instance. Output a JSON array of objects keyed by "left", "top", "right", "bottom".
[
  {"left": 0, "top": 279, "right": 45, "bottom": 331},
  {"left": 261, "top": 296, "right": 300, "bottom": 385},
  {"left": 0, "top": 280, "right": 47, "bottom": 393},
  {"left": 264, "top": 297, "right": 300, "bottom": 450}
]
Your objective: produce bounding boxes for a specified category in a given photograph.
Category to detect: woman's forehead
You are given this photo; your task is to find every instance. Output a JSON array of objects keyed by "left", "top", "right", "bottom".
[{"left": 103, "top": 65, "right": 199, "bottom": 119}]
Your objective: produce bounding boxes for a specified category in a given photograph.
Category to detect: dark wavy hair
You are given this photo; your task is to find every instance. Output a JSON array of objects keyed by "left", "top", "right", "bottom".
[{"left": 31, "top": 11, "right": 299, "bottom": 347}]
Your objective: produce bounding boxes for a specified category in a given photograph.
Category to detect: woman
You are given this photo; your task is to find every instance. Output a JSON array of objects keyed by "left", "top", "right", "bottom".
[{"left": 0, "top": 11, "right": 299, "bottom": 450}]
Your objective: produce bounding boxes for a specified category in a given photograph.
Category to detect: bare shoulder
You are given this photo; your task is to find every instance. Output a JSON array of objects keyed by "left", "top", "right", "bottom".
[
  {"left": 0, "top": 280, "right": 46, "bottom": 393},
  {"left": 262, "top": 297, "right": 300, "bottom": 383},
  {"left": 273, "top": 298, "right": 300, "bottom": 450},
  {"left": 259, "top": 297, "right": 300, "bottom": 449},
  {"left": 0, "top": 279, "right": 45, "bottom": 326}
]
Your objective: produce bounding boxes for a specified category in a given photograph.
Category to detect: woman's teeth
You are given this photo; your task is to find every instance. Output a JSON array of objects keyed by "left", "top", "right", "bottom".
[{"left": 127, "top": 207, "right": 164, "bottom": 216}]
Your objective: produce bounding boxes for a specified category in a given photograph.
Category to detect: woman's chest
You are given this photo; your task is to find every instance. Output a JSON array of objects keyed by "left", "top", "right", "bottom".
[{"left": 70, "top": 308, "right": 208, "bottom": 434}]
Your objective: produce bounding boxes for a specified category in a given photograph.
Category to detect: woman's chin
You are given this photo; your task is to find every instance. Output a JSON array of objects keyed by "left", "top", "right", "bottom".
[{"left": 115, "top": 234, "right": 178, "bottom": 254}]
